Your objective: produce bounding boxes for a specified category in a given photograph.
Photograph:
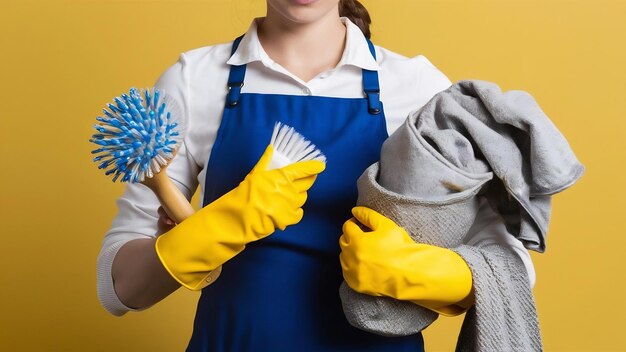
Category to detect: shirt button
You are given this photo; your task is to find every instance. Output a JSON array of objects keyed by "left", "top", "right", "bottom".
[{"left": 303, "top": 87, "right": 311, "bottom": 95}]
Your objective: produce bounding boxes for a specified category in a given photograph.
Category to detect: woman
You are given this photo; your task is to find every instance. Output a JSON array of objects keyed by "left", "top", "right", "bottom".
[{"left": 97, "top": 0, "right": 536, "bottom": 350}]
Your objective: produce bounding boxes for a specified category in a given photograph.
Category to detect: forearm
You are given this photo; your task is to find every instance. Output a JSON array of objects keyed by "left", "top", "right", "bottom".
[{"left": 111, "top": 238, "right": 181, "bottom": 309}]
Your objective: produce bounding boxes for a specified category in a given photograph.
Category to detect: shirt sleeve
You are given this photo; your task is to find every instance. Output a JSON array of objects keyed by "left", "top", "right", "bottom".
[
  {"left": 416, "top": 55, "right": 454, "bottom": 103},
  {"left": 96, "top": 53, "right": 201, "bottom": 316},
  {"left": 416, "top": 57, "right": 536, "bottom": 288}
]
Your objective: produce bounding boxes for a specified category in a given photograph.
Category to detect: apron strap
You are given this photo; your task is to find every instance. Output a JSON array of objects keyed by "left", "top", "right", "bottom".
[
  {"left": 225, "top": 35, "right": 246, "bottom": 108},
  {"left": 225, "top": 34, "right": 382, "bottom": 115},
  {"left": 362, "top": 39, "right": 382, "bottom": 115}
]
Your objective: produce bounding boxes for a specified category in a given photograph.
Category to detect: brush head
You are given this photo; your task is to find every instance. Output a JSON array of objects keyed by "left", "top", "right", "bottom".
[
  {"left": 268, "top": 122, "right": 326, "bottom": 170},
  {"left": 90, "top": 87, "right": 186, "bottom": 183}
]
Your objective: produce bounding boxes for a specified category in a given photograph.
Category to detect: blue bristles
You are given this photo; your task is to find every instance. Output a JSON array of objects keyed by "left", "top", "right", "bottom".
[{"left": 90, "top": 87, "right": 185, "bottom": 183}]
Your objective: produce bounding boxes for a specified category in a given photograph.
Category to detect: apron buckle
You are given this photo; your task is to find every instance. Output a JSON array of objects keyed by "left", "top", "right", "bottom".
[{"left": 226, "top": 82, "right": 244, "bottom": 107}]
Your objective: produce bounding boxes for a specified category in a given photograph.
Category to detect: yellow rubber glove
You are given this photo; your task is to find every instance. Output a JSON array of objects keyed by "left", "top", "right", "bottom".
[
  {"left": 155, "top": 145, "right": 326, "bottom": 290},
  {"left": 339, "top": 206, "right": 474, "bottom": 316}
]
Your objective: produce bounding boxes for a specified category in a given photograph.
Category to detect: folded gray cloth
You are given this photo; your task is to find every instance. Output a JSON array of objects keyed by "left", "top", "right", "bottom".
[{"left": 339, "top": 79, "right": 584, "bottom": 350}]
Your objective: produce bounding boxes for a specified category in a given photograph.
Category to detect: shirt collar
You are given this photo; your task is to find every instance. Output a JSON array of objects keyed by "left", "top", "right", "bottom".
[{"left": 226, "top": 16, "right": 379, "bottom": 71}]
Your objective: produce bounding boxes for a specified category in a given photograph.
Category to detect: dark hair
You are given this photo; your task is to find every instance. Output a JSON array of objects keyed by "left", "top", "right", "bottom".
[{"left": 339, "top": 0, "right": 372, "bottom": 39}]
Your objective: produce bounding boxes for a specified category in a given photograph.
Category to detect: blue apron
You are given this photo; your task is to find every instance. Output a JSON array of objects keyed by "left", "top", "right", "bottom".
[{"left": 187, "top": 35, "right": 425, "bottom": 352}]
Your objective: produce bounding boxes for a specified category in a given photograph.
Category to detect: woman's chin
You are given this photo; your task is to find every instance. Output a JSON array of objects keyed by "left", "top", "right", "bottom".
[{"left": 267, "top": 0, "right": 339, "bottom": 25}]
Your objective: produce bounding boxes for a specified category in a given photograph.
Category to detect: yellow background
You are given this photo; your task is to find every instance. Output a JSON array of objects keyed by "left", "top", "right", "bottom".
[{"left": 1, "top": 0, "right": 623, "bottom": 351}]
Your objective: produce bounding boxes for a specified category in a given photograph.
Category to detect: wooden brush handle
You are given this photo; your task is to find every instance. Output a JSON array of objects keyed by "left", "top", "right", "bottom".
[{"left": 141, "top": 170, "right": 194, "bottom": 223}]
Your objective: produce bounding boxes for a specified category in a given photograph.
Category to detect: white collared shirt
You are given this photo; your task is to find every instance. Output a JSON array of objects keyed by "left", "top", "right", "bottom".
[{"left": 96, "top": 17, "right": 535, "bottom": 316}]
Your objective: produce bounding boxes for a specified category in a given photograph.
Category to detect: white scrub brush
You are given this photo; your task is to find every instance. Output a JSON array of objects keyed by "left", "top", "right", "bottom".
[{"left": 268, "top": 121, "right": 326, "bottom": 170}]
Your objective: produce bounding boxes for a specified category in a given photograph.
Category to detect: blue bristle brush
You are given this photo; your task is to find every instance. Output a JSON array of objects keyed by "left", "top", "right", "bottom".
[
  {"left": 90, "top": 87, "right": 184, "bottom": 184},
  {"left": 90, "top": 86, "right": 201, "bottom": 227}
]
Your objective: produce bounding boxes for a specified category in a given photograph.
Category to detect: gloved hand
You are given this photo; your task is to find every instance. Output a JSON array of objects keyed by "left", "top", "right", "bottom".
[
  {"left": 155, "top": 145, "right": 326, "bottom": 290},
  {"left": 339, "top": 206, "right": 475, "bottom": 316}
]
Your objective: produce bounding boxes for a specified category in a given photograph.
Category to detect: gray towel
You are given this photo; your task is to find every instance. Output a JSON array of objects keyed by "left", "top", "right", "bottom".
[
  {"left": 339, "top": 80, "right": 584, "bottom": 350},
  {"left": 451, "top": 243, "right": 542, "bottom": 352}
]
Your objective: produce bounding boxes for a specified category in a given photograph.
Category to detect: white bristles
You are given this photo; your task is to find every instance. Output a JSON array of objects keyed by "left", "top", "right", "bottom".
[{"left": 268, "top": 122, "right": 326, "bottom": 170}]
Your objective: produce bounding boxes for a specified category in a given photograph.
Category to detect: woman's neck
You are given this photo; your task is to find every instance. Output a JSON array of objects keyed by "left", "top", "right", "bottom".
[{"left": 257, "top": 9, "right": 347, "bottom": 82}]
